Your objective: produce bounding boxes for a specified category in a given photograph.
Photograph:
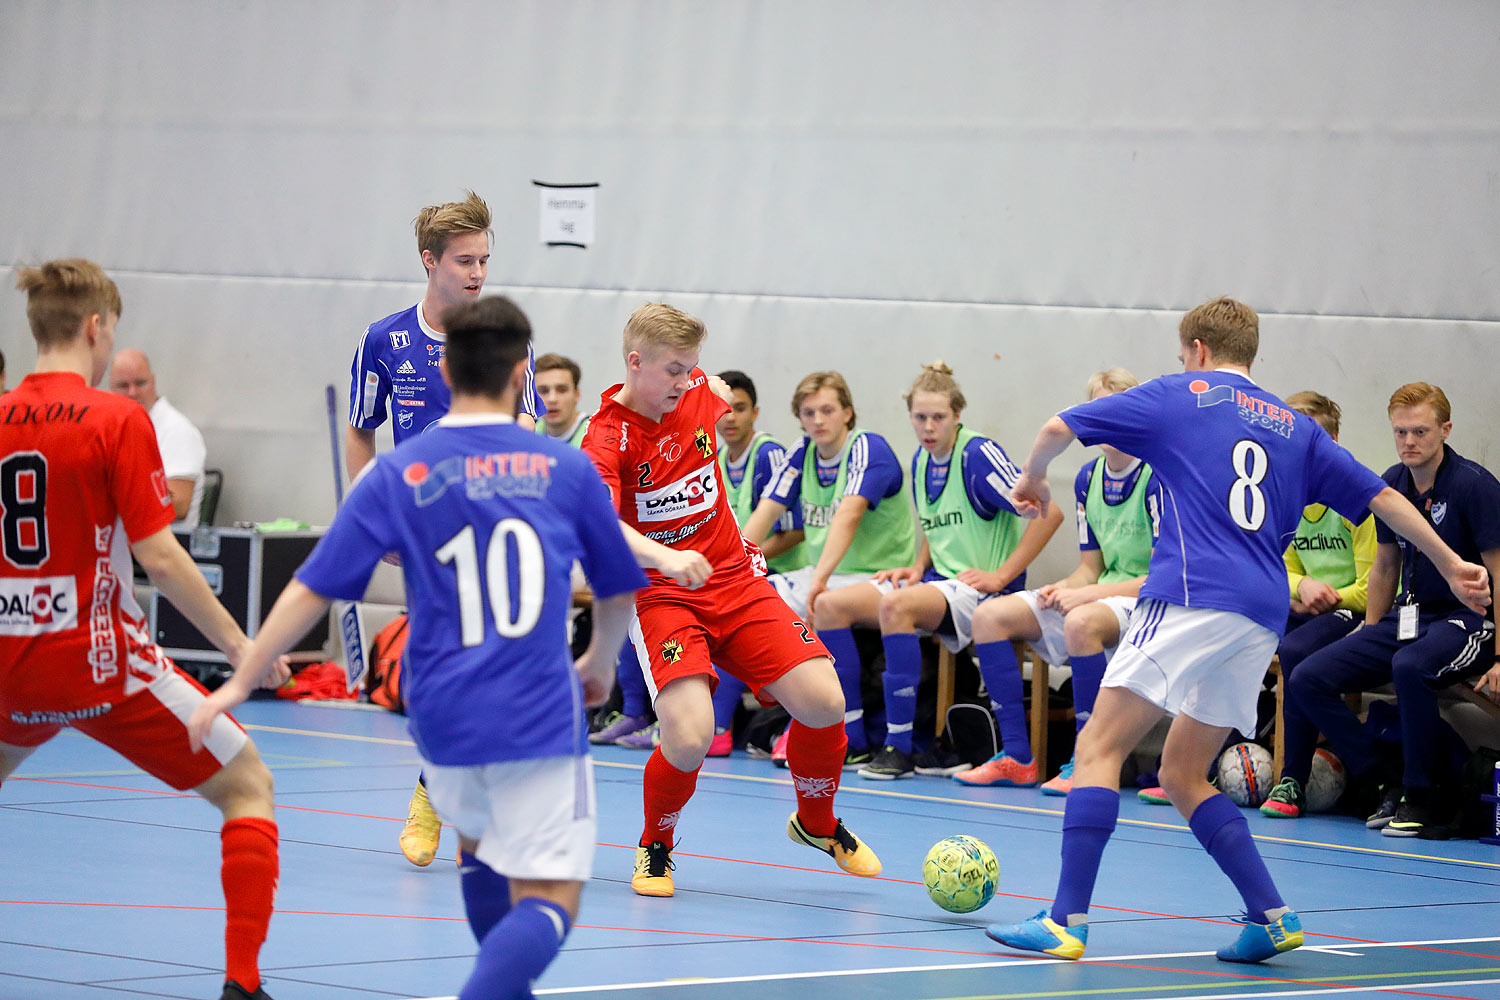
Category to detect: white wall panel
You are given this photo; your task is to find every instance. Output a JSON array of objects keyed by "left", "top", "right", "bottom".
[{"left": 1, "top": 0, "right": 1497, "bottom": 585}]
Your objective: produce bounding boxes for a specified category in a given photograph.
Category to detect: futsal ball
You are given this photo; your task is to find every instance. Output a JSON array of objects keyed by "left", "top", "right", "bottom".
[
  {"left": 923, "top": 835, "right": 1000, "bottom": 913},
  {"left": 1217, "top": 742, "right": 1274, "bottom": 807},
  {"left": 1306, "top": 747, "right": 1347, "bottom": 813}
]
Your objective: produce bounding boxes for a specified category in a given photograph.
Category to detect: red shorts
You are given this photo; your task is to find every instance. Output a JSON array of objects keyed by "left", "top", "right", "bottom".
[
  {"left": 631, "top": 573, "right": 829, "bottom": 701},
  {"left": 0, "top": 665, "right": 248, "bottom": 790}
]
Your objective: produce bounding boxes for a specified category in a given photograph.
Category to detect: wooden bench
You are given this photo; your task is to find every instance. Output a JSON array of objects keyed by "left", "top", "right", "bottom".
[{"left": 936, "top": 639, "right": 1069, "bottom": 776}]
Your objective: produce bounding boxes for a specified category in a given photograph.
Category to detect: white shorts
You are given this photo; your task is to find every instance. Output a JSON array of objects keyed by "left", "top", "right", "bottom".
[
  {"left": 423, "top": 754, "right": 597, "bottom": 881},
  {"left": 1015, "top": 591, "right": 1137, "bottom": 666},
  {"left": 767, "top": 566, "right": 879, "bottom": 619},
  {"left": 1102, "top": 598, "right": 1277, "bottom": 737},
  {"left": 869, "top": 577, "right": 1000, "bottom": 653}
]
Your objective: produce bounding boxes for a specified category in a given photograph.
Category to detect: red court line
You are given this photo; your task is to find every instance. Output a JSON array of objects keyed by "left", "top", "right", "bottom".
[
  {"left": 4, "top": 897, "right": 1495, "bottom": 997},
  {"left": 16, "top": 778, "right": 1496, "bottom": 979}
]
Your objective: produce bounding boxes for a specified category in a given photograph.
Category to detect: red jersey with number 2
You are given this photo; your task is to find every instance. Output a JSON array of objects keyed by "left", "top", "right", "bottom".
[
  {"left": 0, "top": 372, "right": 176, "bottom": 716},
  {"left": 582, "top": 370, "right": 750, "bottom": 587}
]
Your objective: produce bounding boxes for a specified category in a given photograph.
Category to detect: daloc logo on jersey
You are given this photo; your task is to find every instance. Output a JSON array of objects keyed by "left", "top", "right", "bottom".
[
  {"left": 635, "top": 465, "right": 717, "bottom": 522},
  {"left": 0, "top": 577, "right": 78, "bottom": 636},
  {"left": 659, "top": 638, "right": 684, "bottom": 664}
]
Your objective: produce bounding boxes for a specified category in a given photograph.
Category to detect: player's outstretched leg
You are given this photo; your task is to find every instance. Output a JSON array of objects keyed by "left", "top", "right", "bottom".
[
  {"left": 783, "top": 716, "right": 880, "bottom": 876},
  {"left": 632, "top": 677, "right": 711, "bottom": 897},
  {"left": 401, "top": 773, "right": 442, "bottom": 867},
  {"left": 1161, "top": 715, "right": 1303, "bottom": 963},
  {"left": 197, "top": 743, "right": 279, "bottom": 1000},
  {"left": 460, "top": 878, "right": 578, "bottom": 1000}
]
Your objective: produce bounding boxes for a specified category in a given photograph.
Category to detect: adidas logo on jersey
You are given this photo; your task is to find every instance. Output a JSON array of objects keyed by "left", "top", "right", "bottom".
[{"left": 396, "top": 360, "right": 417, "bottom": 374}]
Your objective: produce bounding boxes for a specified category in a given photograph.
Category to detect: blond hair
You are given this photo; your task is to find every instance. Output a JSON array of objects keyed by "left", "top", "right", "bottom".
[
  {"left": 413, "top": 190, "right": 492, "bottom": 267},
  {"left": 792, "top": 371, "right": 857, "bottom": 430},
  {"left": 1285, "top": 390, "right": 1342, "bottom": 436},
  {"left": 903, "top": 360, "right": 966, "bottom": 413},
  {"left": 1387, "top": 382, "right": 1451, "bottom": 424},
  {"left": 1086, "top": 367, "right": 1139, "bottom": 400},
  {"left": 622, "top": 303, "right": 707, "bottom": 358},
  {"left": 1179, "top": 296, "right": 1258, "bottom": 367},
  {"left": 14, "top": 258, "right": 122, "bottom": 348}
]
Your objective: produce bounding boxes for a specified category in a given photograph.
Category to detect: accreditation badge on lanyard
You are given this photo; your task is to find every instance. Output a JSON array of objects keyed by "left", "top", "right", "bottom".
[{"left": 1397, "top": 603, "right": 1419, "bottom": 641}]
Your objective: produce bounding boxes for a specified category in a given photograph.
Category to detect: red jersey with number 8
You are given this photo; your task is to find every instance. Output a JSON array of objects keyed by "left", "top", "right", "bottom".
[
  {"left": 0, "top": 372, "right": 176, "bottom": 716},
  {"left": 582, "top": 370, "right": 750, "bottom": 587}
]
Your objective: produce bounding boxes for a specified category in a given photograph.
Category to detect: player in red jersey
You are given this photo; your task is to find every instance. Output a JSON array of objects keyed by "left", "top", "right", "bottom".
[
  {"left": 0, "top": 260, "right": 289, "bottom": 1000},
  {"left": 582, "top": 303, "right": 882, "bottom": 896}
]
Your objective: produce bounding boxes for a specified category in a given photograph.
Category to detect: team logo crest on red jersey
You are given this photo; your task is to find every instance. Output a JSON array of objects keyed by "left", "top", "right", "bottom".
[
  {"left": 694, "top": 427, "right": 712, "bottom": 458},
  {"left": 659, "top": 638, "right": 684, "bottom": 664}
]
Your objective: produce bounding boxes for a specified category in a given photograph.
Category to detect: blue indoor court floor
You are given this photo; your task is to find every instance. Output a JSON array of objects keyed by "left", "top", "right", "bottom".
[{"left": 3, "top": 698, "right": 1498, "bottom": 1000}]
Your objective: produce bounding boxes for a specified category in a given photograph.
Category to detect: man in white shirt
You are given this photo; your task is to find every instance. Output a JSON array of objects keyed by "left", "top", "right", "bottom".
[{"left": 110, "top": 348, "right": 207, "bottom": 526}]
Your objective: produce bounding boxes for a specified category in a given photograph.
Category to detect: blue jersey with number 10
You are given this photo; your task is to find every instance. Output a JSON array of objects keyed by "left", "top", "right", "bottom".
[
  {"left": 296, "top": 415, "right": 646, "bottom": 766},
  {"left": 1059, "top": 370, "right": 1386, "bottom": 636}
]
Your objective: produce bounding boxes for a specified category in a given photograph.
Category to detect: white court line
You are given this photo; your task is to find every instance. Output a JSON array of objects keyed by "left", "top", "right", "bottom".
[
  {"left": 393, "top": 935, "right": 1500, "bottom": 998},
  {"left": 1091, "top": 981, "right": 1500, "bottom": 1000}
]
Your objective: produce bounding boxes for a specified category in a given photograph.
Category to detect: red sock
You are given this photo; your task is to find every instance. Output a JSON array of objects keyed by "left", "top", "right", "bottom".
[
  {"left": 786, "top": 720, "right": 846, "bottom": 837},
  {"left": 641, "top": 747, "right": 700, "bottom": 847},
  {"left": 221, "top": 816, "right": 278, "bottom": 991}
]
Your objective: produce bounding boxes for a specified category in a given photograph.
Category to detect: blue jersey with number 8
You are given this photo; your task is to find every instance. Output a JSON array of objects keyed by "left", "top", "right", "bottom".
[
  {"left": 296, "top": 415, "right": 646, "bottom": 765},
  {"left": 1059, "top": 371, "right": 1385, "bottom": 635}
]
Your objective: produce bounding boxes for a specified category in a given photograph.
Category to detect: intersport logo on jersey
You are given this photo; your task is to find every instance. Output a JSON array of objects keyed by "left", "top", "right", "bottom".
[
  {"left": 636, "top": 465, "right": 717, "bottom": 522},
  {"left": 0, "top": 576, "right": 79, "bottom": 635}
]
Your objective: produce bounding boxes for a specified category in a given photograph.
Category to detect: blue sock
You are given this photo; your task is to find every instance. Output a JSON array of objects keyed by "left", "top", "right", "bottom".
[
  {"left": 1189, "top": 793, "right": 1286, "bottom": 922},
  {"left": 617, "top": 641, "right": 649, "bottom": 719},
  {"left": 974, "top": 641, "right": 1031, "bottom": 763},
  {"left": 711, "top": 672, "right": 746, "bottom": 731},
  {"left": 878, "top": 633, "right": 921, "bottom": 753},
  {"left": 820, "top": 627, "right": 867, "bottom": 751},
  {"left": 1069, "top": 652, "right": 1106, "bottom": 736},
  {"left": 460, "top": 896, "right": 573, "bottom": 1000},
  {"left": 459, "top": 849, "right": 511, "bottom": 942},
  {"left": 1051, "top": 785, "right": 1119, "bottom": 927}
]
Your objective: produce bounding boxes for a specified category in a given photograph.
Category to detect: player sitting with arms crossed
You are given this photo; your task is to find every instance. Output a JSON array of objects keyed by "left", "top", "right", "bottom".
[
  {"left": 954, "top": 368, "right": 1162, "bottom": 793},
  {"left": 983, "top": 297, "right": 1488, "bottom": 964},
  {"left": 581, "top": 305, "right": 882, "bottom": 897},
  {"left": 2, "top": 260, "right": 289, "bottom": 1000},
  {"left": 743, "top": 371, "right": 916, "bottom": 768},
  {"left": 194, "top": 296, "right": 645, "bottom": 1000}
]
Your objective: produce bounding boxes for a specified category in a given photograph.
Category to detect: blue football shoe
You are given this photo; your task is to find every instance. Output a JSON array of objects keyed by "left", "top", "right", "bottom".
[
  {"left": 985, "top": 909, "right": 1087, "bottom": 959},
  {"left": 1216, "top": 910, "right": 1303, "bottom": 963}
]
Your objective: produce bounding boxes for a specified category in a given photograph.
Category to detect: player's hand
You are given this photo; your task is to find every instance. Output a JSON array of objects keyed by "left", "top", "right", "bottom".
[
  {"left": 261, "top": 655, "right": 293, "bottom": 690},
  {"left": 1009, "top": 472, "right": 1051, "bottom": 520},
  {"left": 574, "top": 650, "right": 614, "bottom": 707},
  {"left": 659, "top": 548, "right": 713, "bottom": 590},
  {"left": 706, "top": 374, "right": 734, "bottom": 403},
  {"left": 805, "top": 575, "right": 830, "bottom": 618},
  {"left": 872, "top": 565, "right": 923, "bottom": 588},
  {"left": 1473, "top": 664, "right": 1500, "bottom": 705},
  {"left": 1443, "top": 559, "right": 1491, "bottom": 615},
  {"left": 187, "top": 676, "right": 252, "bottom": 752},
  {"left": 1289, "top": 598, "right": 1311, "bottom": 617},
  {"left": 956, "top": 568, "right": 1004, "bottom": 594},
  {"left": 381, "top": 552, "right": 402, "bottom": 567},
  {"left": 1049, "top": 586, "right": 1096, "bottom": 614},
  {"left": 1296, "top": 577, "right": 1341, "bottom": 615}
]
